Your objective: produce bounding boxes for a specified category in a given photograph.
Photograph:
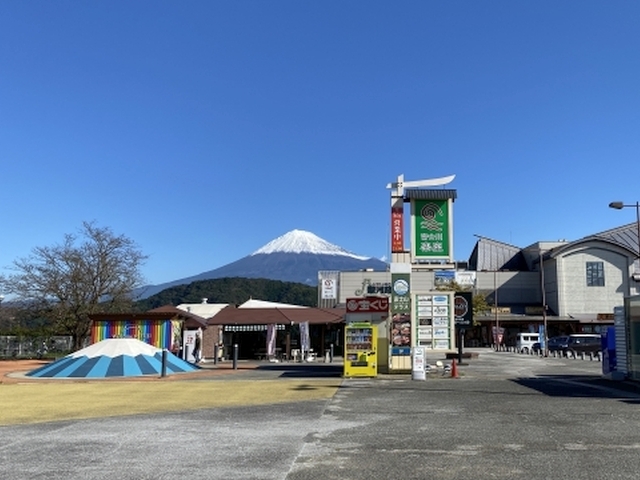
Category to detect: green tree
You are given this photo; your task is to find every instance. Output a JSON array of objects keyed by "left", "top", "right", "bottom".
[
  {"left": 0, "top": 222, "right": 147, "bottom": 350},
  {"left": 472, "top": 293, "right": 491, "bottom": 321},
  {"left": 134, "top": 277, "right": 318, "bottom": 311},
  {"left": 433, "top": 279, "right": 469, "bottom": 293}
]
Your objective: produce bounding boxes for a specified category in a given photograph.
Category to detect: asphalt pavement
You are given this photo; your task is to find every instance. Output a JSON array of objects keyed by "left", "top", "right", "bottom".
[{"left": 2, "top": 349, "right": 640, "bottom": 480}]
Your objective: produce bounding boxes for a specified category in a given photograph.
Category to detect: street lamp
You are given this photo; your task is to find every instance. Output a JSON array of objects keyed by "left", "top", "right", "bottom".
[
  {"left": 494, "top": 270, "right": 500, "bottom": 350},
  {"left": 609, "top": 201, "right": 640, "bottom": 260},
  {"left": 539, "top": 250, "right": 548, "bottom": 357}
]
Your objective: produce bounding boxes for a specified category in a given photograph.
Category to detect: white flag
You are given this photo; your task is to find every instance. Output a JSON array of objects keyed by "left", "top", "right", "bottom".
[
  {"left": 300, "top": 322, "right": 310, "bottom": 353},
  {"left": 266, "top": 324, "right": 276, "bottom": 357}
]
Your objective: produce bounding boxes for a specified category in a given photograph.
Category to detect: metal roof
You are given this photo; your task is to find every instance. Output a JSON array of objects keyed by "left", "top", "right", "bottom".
[
  {"left": 589, "top": 222, "right": 639, "bottom": 254},
  {"left": 547, "top": 222, "right": 640, "bottom": 260},
  {"left": 403, "top": 189, "right": 457, "bottom": 201},
  {"left": 468, "top": 236, "right": 529, "bottom": 271}
]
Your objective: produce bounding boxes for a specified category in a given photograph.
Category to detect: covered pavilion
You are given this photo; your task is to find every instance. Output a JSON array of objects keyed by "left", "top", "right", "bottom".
[{"left": 207, "top": 299, "right": 345, "bottom": 361}]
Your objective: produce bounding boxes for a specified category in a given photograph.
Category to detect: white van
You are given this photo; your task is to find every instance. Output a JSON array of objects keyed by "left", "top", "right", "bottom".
[{"left": 516, "top": 332, "right": 540, "bottom": 354}]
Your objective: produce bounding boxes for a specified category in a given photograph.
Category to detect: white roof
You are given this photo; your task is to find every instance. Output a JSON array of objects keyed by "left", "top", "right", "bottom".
[
  {"left": 238, "top": 299, "right": 308, "bottom": 309},
  {"left": 177, "top": 303, "right": 229, "bottom": 318}
]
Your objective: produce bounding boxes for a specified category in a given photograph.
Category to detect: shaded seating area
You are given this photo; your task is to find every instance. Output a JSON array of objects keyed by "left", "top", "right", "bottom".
[{"left": 208, "top": 301, "right": 344, "bottom": 361}]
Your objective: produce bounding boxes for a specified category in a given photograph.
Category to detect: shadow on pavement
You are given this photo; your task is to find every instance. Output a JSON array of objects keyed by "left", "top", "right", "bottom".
[
  {"left": 256, "top": 362, "right": 343, "bottom": 378},
  {"left": 512, "top": 374, "right": 640, "bottom": 403}
]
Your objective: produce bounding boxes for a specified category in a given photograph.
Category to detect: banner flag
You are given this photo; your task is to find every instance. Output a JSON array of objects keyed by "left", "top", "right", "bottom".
[
  {"left": 266, "top": 324, "right": 276, "bottom": 357},
  {"left": 300, "top": 322, "right": 310, "bottom": 354}
]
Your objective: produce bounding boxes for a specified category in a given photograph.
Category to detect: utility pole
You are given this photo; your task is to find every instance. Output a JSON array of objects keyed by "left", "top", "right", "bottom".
[
  {"left": 540, "top": 249, "right": 548, "bottom": 357},
  {"left": 494, "top": 270, "right": 500, "bottom": 350}
]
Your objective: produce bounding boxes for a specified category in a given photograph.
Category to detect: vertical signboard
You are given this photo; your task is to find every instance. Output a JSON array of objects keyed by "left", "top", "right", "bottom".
[
  {"left": 390, "top": 271, "right": 411, "bottom": 356},
  {"left": 391, "top": 273, "right": 411, "bottom": 314},
  {"left": 454, "top": 292, "right": 473, "bottom": 327},
  {"left": 454, "top": 291, "right": 473, "bottom": 361},
  {"left": 391, "top": 272, "right": 411, "bottom": 347},
  {"left": 411, "top": 346, "right": 426, "bottom": 380},
  {"left": 300, "top": 321, "right": 310, "bottom": 356},
  {"left": 411, "top": 198, "right": 452, "bottom": 261},
  {"left": 266, "top": 324, "right": 277, "bottom": 357},
  {"left": 318, "top": 271, "right": 340, "bottom": 309},
  {"left": 538, "top": 324, "right": 546, "bottom": 352},
  {"left": 321, "top": 277, "right": 337, "bottom": 300},
  {"left": 391, "top": 206, "right": 404, "bottom": 253},
  {"left": 613, "top": 305, "right": 627, "bottom": 377},
  {"left": 414, "top": 292, "right": 453, "bottom": 350},
  {"left": 183, "top": 330, "right": 197, "bottom": 362}
]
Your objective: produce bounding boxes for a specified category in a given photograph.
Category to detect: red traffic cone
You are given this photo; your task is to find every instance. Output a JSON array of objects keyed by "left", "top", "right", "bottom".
[{"left": 451, "top": 359, "right": 459, "bottom": 379}]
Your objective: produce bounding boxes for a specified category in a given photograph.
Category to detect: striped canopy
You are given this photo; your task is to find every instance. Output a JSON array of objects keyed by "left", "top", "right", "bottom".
[{"left": 26, "top": 338, "right": 199, "bottom": 378}]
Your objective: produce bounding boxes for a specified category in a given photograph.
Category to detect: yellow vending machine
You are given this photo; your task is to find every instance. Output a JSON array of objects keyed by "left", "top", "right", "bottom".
[{"left": 343, "top": 322, "right": 378, "bottom": 377}]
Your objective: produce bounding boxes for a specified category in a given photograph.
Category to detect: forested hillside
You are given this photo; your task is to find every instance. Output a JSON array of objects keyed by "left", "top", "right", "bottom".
[{"left": 134, "top": 277, "right": 318, "bottom": 311}]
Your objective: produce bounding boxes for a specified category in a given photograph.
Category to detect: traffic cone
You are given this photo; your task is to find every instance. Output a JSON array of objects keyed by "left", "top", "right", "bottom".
[{"left": 451, "top": 359, "right": 459, "bottom": 379}]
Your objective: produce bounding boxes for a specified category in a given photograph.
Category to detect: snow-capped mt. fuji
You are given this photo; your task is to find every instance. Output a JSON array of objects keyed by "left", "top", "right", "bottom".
[
  {"left": 135, "top": 230, "right": 388, "bottom": 299},
  {"left": 252, "top": 229, "right": 369, "bottom": 260}
]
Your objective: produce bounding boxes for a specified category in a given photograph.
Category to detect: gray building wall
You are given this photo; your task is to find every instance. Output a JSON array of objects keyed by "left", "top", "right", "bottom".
[
  {"left": 339, "top": 270, "right": 542, "bottom": 307},
  {"left": 545, "top": 260, "right": 559, "bottom": 316},
  {"left": 338, "top": 271, "right": 391, "bottom": 302},
  {"left": 474, "top": 271, "right": 540, "bottom": 306},
  {"left": 410, "top": 270, "right": 435, "bottom": 292},
  {"left": 556, "top": 246, "right": 629, "bottom": 318}
]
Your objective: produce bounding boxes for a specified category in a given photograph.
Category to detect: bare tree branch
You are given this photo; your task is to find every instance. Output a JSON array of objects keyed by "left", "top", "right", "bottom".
[{"left": 0, "top": 222, "right": 148, "bottom": 349}]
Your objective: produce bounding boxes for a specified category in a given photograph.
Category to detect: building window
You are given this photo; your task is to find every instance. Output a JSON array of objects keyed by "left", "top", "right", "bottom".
[{"left": 586, "top": 261, "right": 605, "bottom": 287}]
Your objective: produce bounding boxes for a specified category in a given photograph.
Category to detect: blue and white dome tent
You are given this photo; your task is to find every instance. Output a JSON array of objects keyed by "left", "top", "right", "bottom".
[{"left": 26, "top": 338, "right": 200, "bottom": 378}]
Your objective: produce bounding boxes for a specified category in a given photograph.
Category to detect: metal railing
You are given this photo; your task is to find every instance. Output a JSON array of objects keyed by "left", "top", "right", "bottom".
[{"left": 0, "top": 336, "right": 75, "bottom": 359}]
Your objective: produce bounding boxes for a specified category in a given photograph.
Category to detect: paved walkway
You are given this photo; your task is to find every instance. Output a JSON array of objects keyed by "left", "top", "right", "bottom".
[{"left": 2, "top": 349, "right": 638, "bottom": 479}]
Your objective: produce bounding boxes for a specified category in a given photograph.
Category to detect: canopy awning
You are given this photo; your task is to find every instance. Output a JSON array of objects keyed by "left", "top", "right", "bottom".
[{"left": 208, "top": 306, "right": 345, "bottom": 326}]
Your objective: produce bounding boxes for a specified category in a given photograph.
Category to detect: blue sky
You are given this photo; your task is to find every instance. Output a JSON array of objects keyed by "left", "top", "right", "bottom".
[{"left": 1, "top": 1, "right": 639, "bottom": 286}]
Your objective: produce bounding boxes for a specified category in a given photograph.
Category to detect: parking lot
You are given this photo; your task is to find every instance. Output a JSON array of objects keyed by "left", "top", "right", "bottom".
[{"left": 1, "top": 350, "right": 639, "bottom": 480}]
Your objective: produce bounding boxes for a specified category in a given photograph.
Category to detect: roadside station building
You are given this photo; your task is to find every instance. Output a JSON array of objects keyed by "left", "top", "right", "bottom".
[{"left": 318, "top": 174, "right": 640, "bottom": 374}]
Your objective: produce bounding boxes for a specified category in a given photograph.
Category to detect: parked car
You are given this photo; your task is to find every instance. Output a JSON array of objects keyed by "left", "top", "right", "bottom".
[
  {"left": 565, "top": 334, "right": 602, "bottom": 357},
  {"left": 528, "top": 336, "right": 569, "bottom": 355},
  {"left": 547, "top": 335, "right": 570, "bottom": 353},
  {"left": 516, "top": 332, "right": 540, "bottom": 354}
]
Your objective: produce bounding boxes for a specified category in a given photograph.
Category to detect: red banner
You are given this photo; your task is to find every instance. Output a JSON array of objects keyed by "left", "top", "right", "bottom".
[
  {"left": 391, "top": 206, "right": 404, "bottom": 252},
  {"left": 346, "top": 297, "right": 390, "bottom": 313}
]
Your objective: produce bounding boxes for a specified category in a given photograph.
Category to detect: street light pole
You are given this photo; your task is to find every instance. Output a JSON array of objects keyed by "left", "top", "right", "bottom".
[
  {"left": 609, "top": 201, "right": 640, "bottom": 297},
  {"left": 494, "top": 270, "right": 500, "bottom": 350},
  {"left": 540, "top": 250, "right": 548, "bottom": 357},
  {"left": 609, "top": 200, "right": 640, "bottom": 260}
]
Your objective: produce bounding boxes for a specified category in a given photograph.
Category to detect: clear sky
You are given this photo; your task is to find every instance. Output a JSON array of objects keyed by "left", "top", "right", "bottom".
[{"left": 1, "top": 1, "right": 639, "bottom": 286}]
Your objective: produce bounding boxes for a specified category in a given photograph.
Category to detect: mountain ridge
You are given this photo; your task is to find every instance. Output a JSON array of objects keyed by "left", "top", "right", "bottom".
[
  {"left": 134, "top": 277, "right": 319, "bottom": 311},
  {"left": 135, "top": 230, "right": 387, "bottom": 299},
  {"left": 251, "top": 229, "right": 369, "bottom": 259}
]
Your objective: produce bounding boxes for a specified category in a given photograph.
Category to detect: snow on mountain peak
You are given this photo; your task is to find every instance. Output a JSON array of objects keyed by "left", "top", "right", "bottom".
[{"left": 251, "top": 229, "right": 370, "bottom": 260}]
